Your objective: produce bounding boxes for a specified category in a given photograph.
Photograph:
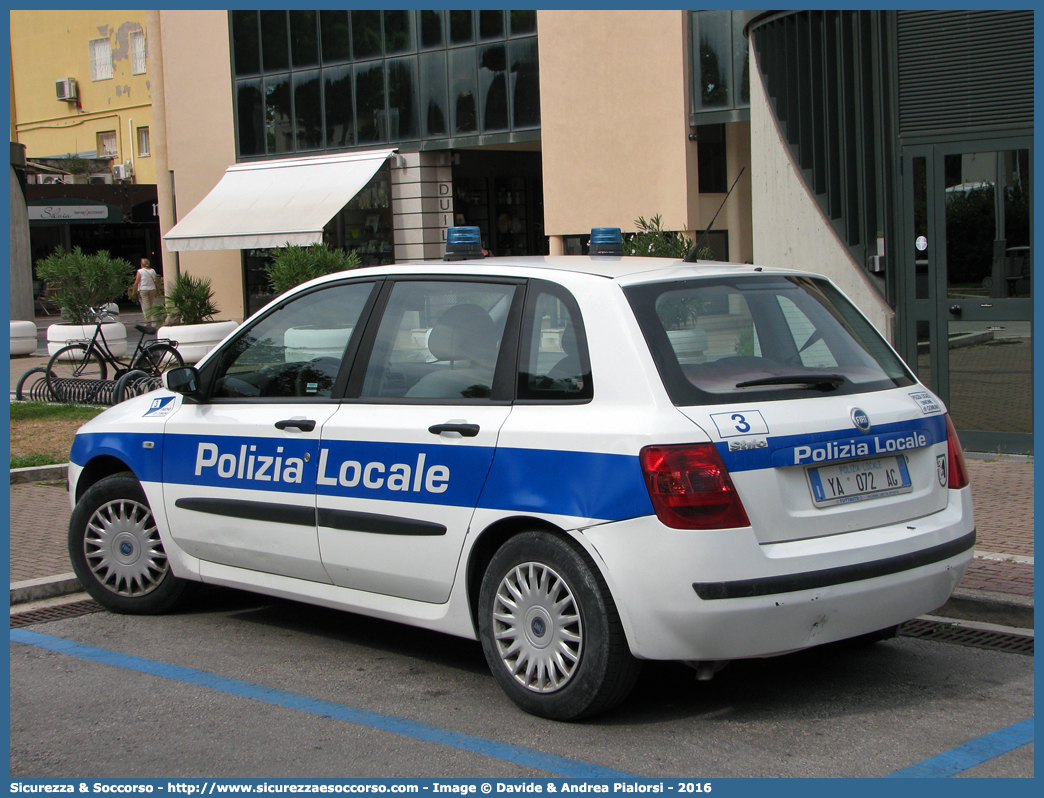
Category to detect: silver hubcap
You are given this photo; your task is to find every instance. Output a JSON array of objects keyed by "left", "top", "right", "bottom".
[
  {"left": 492, "top": 562, "right": 583, "bottom": 693},
  {"left": 84, "top": 498, "right": 168, "bottom": 597}
]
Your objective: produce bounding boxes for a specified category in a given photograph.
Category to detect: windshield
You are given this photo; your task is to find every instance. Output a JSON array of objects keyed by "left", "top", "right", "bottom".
[{"left": 624, "top": 275, "right": 915, "bottom": 406}]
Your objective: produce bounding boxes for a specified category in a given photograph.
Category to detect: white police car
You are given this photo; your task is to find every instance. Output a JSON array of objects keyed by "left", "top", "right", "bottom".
[{"left": 66, "top": 227, "right": 974, "bottom": 720}]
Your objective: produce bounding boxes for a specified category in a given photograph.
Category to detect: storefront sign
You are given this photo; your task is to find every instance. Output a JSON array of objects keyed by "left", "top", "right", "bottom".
[
  {"left": 438, "top": 181, "right": 453, "bottom": 241},
  {"left": 29, "top": 205, "right": 109, "bottom": 221}
]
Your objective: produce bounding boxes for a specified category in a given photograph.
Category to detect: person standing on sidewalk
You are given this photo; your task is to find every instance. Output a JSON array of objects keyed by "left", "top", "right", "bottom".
[{"left": 130, "top": 258, "right": 161, "bottom": 317}]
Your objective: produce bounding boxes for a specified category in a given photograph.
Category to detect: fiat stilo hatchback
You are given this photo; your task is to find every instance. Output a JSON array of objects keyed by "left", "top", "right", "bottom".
[{"left": 66, "top": 229, "right": 974, "bottom": 720}]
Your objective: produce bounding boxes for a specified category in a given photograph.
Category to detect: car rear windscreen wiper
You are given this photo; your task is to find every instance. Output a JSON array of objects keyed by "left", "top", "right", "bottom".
[{"left": 735, "top": 374, "right": 846, "bottom": 391}]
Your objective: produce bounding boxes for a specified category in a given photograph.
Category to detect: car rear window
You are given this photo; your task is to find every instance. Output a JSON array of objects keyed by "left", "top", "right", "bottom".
[{"left": 624, "top": 275, "right": 915, "bottom": 406}]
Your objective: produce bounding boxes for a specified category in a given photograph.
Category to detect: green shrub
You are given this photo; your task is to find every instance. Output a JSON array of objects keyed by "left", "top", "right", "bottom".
[
  {"left": 622, "top": 215, "right": 715, "bottom": 260},
  {"left": 267, "top": 243, "right": 361, "bottom": 296},
  {"left": 148, "top": 272, "right": 219, "bottom": 326},
  {"left": 34, "top": 246, "right": 132, "bottom": 325}
]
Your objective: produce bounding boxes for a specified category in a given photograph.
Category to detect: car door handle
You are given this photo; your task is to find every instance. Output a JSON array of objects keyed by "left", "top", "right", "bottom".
[
  {"left": 428, "top": 423, "right": 480, "bottom": 437},
  {"left": 275, "top": 419, "right": 316, "bottom": 432}
]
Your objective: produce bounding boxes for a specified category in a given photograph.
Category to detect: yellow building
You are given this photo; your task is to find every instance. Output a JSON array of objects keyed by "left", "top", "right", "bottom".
[
  {"left": 10, "top": 9, "right": 155, "bottom": 183},
  {"left": 10, "top": 9, "right": 163, "bottom": 281}
]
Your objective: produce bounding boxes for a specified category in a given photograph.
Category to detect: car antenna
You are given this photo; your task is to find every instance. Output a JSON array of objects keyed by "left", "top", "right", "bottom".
[{"left": 684, "top": 166, "right": 746, "bottom": 263}]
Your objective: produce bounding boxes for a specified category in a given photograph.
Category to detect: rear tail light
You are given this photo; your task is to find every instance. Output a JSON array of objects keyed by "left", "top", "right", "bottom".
[
  {"left": 945, "top": 413, "right": 970, "bottom": 489},
  {"left": 640, "top": 444, "right": 750, "bottom": 529}
]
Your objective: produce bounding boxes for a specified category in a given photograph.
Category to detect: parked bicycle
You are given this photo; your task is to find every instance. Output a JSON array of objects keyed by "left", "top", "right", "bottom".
[{"left": 45, "top": 307, "right": 184, "bottom": 399}]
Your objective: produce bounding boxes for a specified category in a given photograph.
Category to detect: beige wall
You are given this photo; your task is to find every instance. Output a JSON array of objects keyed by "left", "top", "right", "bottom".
[
  {"left": 10, "top": 10, "right": 156, "bottom": 184},
  {"left": 749, "top": 47, "right": 894, "bottom": 340},
  {"left": 155, "top": 10, "right": 243, "bottom": 320},
  {"left": 539, "top": 10, "right": 700, "bottom": 238}
]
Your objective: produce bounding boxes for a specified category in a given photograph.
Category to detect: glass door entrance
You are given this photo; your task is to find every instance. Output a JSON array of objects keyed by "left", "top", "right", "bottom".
[{"left": 901, "top": 139, "right": 1033, "bottom": 454}]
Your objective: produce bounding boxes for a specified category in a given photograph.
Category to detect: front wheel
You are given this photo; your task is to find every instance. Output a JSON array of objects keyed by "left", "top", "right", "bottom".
[
  {"left": 68, "top": 473, "right": 190, "bottom": 614},
  {"left": 132, "top": 343, "right": 184, "bottom": 376},
  {"left": 46, "top": 344, "right": 107, "bottom": 400},
  {"left": 478, "top": 531, "right": 642, "bottom": 720}
]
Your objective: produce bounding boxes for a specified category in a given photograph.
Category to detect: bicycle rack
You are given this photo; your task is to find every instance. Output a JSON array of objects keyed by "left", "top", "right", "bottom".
[{"left": 15, "top": 366, "right": 162, "bottom": 406}]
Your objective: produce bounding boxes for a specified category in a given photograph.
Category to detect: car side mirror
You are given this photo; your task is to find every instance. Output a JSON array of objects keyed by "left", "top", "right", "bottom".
[{"left": 163, "top": 366, "right": 201, "bottom": 397}]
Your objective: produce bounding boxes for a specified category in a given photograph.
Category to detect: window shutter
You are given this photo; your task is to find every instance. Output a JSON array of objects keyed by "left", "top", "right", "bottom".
[{"left": 896, "top": 10, "right": 1032, "bottom": 135}]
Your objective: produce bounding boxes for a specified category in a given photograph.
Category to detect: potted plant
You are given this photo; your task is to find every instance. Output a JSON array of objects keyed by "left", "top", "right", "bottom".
[
  {"left": 35, "top": 246, "right": 131, "bottom": 357},
  {"left": 10, "top": 320, "right": 36, "bottom": 357},
  {"left": 267, "top": 242, "right": 361, "bottom": 296},
  {"left": 268, "top": 243, "right": 361, "bottom": 361},
  {"left": 623, "top": 216, "right": 714, "bottom": 363},
  {"left": 148, "top": 273, "right": 238, "bottom": 364}
]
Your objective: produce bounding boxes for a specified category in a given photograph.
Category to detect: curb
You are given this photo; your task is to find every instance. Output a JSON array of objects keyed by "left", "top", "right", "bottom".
[
  {"left": 933, "top": 587, "right": 1034, "bottom": 630},
  {"left": 11, "top": 574, "right": 82, "bottom": 605},
  {"left": 10, "top": 463, "right": 69, "bottom": 484}
]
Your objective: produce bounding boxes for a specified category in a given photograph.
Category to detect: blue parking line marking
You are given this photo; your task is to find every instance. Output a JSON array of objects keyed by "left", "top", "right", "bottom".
[
  {"left": 883, "top": 717, "right": 1034, "bottom": 777},
  {"left": 11, "top": 628, "right": 636, "bottom": 779}
]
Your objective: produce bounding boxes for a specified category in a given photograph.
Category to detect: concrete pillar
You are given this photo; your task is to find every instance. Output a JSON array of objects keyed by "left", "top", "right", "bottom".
[
  {"left": 390, "top": 151, "right": 454, "bottom": 262},
  {"left": 147, "top": 10, "right": 178, "bottom": 288},
  {"left": 10, "top": 143, "right": 34, "bottom": 322}
]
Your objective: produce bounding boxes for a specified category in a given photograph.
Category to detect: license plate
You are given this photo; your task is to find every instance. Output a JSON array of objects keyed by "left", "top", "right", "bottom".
[{"left": 807, "top": 455, "right": 912, "bottom": 507}]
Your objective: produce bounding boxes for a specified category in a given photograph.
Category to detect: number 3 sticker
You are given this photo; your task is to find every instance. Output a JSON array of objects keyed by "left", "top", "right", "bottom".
[{"left": 710, "top": 410, "right": 769, "bottom": 438}]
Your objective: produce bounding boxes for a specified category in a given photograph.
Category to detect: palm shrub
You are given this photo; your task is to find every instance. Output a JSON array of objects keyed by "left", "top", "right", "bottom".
[
  {"left": 34, "top": 246, "right": 131, "bottom": 324},
  {"left": 623, "top": 215, "right": 715, "bottom": 260},
  {"left": 267, "top": 242, "right": 361, "bottom": 296},
  {"left": 147, "top": 273, "right": 219, "bottom": 326},
  {"left": 623, "top": 216, "right": 715, "bottom": 331}
]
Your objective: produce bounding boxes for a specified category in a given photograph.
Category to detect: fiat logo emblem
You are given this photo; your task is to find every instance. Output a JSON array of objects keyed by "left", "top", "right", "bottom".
[{"left": 851, "top": 408, "right": 871, "bottom": 432}]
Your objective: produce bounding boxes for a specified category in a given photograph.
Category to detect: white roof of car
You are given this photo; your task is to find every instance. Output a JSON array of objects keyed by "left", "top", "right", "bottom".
[{"left": 308, "top": 256, "right": 809, "bottom": 290}]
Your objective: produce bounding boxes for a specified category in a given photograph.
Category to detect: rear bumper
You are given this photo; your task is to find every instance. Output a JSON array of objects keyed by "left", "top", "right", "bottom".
[
  {"left": 580, "top": 487, "right": 975, "bottom": 661},
  {"left": 693, "top": 529, "right": 974, "bottom": 600}
]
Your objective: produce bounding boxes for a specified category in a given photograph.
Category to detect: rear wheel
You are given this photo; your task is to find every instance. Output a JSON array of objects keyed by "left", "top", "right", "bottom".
[
  {"left": 46, "top": 344, "right": 107, "bottom": 400},
  {"left": 132, "top": 343, "right": 184, "bottom": 376},
  {"left": 478, "top": 531, "right": 642, "bottom": 720},
  {"left": 68, "top": 473, "right": 190, "bottom": 614}
]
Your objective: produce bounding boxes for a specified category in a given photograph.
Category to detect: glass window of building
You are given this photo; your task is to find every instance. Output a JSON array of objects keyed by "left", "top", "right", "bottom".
[
  {"left": 90, "top": 37, "right": 112, "bottom": 81},
  {"left": 137, "top": 126, "right": 151, "bottom": 157},
  {"left": 230, "top": 10, "right": 539, "bottom": 160},
  {"left": 696, "top": 124, "right": 727, "bottom": 193},
  {"left": 232, "top": 11, "right": 261, "bottom": 75},
  {"left": 130, "top": 30, "right": 147, "bottom": 75},
  {"left": 690, "top": 10, "right": 750, "bottom": 123},
  {"left": 97, "top": 131, "right": 117, "bottom": 158}
]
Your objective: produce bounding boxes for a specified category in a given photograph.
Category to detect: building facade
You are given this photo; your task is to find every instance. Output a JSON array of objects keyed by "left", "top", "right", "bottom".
[
  {"left": 9, "top": 10, "right": 162, "bottom": 285},
  {"left": 152, "top": 9, "right": 753, "bottom": 321},
  {"left": 747, "top": 10, "right": 1033, "bottom": 453},
  {"left": 140, "top": 10, "right": 1031, "bottom": 451}
]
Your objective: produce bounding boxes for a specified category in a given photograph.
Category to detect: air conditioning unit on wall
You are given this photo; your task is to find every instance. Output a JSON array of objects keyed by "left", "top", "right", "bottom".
[
  {"left": 36, "top": 174, "right": 65, "bottom": 185},
  {"left": 112, "top": 162, "right": 133, "bottom": 181},
  {"left": 55, "top": 78, "right": 78, "bottom": 101}
]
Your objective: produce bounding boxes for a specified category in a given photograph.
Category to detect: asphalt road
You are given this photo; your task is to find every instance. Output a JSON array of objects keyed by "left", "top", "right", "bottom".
[{"left": 10, "top": 587, "right": 1034, "bottom": 779}]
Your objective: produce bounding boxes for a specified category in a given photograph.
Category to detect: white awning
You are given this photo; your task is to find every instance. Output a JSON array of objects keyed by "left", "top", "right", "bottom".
[{"left": 163, "top": 149, "right": 395, "bottom": 252}]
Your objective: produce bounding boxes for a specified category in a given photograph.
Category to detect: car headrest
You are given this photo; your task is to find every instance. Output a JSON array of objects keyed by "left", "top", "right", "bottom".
[{"left": 427, "top": 304, "right": 498, "bottom": 364}]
